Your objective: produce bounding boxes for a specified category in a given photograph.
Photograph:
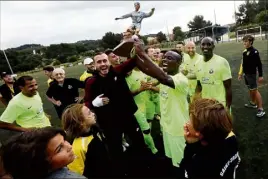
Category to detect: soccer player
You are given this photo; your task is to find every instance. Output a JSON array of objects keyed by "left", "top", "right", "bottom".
[
  {"left": 158, "top": 51, "right": 189, "bottom": 169},
  {"left": 181, "top": 41, "right": 202, "bottom": 101},
  {"left": 126, "top": 68, "right": 158, "bottom": 154},
  {"left": 46, "top": 68, "right": 84, "bottom": 118},
  {"left": 0, "top": 72, "right": 20, "bottom": 106},
  {"left": 238, "top": 35, "right": 265, "bottom": 117},
  {"left": 80, "top": 58, "right": 95, "bottom": 82},
  {"left": 195, "top": 37, "right": 232, "bottom": 109},
  {"left": 115, "top": 2, "right": 155, "bottom": 35},
  {"left": 0, "top": 76, "right": 51, "bottom": 131},
  {"left": 43, "top": 66, "right": 55, "bottom": 86}
]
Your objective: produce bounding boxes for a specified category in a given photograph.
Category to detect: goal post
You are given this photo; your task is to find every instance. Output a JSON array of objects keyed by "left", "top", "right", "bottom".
[{"left": 236, "top": 26, "right": 263, "bottom": 42}]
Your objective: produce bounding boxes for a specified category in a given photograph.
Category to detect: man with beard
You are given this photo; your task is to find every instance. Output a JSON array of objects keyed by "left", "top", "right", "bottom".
[
  {"left": 176, "top": 41, "right": 187, "bottom": 57},
  {"left": 181, "top": 41, "right": 202, "bottom": 101},
  {"left": 195, "top": 37, "right": 232, "bottom": 109},
  {"left": 0, "top": 76, "right": 51, "bottom": 131},
  {"left": 80, "top": 58, "right": 95, "bottom": 82},
  {"left": 0, "top": 72, "right": 20, "bottom": 106},
  {"left": 46, "top": 68, "right": 85, "bottom": 119}
]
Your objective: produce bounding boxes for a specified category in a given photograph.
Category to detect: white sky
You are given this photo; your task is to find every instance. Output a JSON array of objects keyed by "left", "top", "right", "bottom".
[{"left": 0, "top": 1, "right": 244, "bottom": 49}]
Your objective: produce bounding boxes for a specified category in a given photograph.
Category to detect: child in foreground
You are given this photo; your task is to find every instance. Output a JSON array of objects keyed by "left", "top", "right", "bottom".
[
  {"left": 180, "top": 98, "right": 240, "bottom": 178},
  {"left": 62, "top": 104, "right": 112, "bottom": 178},
  {"left": 1, "top": 127, "right": 87, "bottom": 179}
]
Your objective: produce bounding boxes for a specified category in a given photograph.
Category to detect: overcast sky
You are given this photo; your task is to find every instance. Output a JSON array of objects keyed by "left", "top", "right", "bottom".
[{"left": 0, "top": 1, "right": 244, "bottom": 50}]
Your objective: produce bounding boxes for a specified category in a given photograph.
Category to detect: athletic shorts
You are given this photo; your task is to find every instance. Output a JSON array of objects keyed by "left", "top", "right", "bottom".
[
  {"left": 163, "top": 131, "right": 185, "bottom": 167},
  {"left": 244, "top": 74, "right": 257, "bottom": 90},
  {"left": 130, "top": 23, "right": 141, "bottom": 30}
]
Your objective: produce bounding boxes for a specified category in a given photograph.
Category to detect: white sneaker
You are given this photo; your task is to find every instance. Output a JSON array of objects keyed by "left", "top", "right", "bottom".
[{"left": 256, "top": 109, "right": 266, "bottom": 118}]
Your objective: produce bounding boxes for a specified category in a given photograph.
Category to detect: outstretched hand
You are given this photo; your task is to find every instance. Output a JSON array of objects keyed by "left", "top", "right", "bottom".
[
  {"left": 115, "top": 18, "right": 119, "bottom": 20},
  {"left": 151, "top": 8, "right": 155, "bottom": 12}
]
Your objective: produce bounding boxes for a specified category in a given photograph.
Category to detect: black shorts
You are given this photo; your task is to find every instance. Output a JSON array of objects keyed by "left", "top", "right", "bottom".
[{"left": 244, "top": 74, "right": 257, "bottom": 90}]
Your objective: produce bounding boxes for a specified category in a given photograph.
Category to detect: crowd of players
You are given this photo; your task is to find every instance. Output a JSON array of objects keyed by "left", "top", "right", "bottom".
[{"left": 0, "top": 34, "right": 265, "bottom": 179}]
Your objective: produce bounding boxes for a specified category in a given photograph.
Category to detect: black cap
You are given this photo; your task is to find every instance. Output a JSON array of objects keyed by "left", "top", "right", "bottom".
[
  {"left": 104, "top": 49, "right": 113, "bottom": 56},
  {"left": 1, "top": 72, "right": 11, "bottom": 79}
]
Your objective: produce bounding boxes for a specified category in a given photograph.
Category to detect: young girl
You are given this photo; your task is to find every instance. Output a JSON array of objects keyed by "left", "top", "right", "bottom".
[
  {"left": 180, "top": 98, "right": 240, "bottom": 178},
  {"left": 61, "top": 104, "right": 112, "bottom": 178},
  {"left": 1, "top": 127, "right": 87, "bottom": 179}
]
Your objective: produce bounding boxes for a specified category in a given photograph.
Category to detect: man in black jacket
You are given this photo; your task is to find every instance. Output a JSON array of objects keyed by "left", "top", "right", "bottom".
[
  {"left": 0, "top": 72, "right": 20, "bottom": 106},
  {"left": 84, "top": 50, "right": 148, "bottom": 176},
  {"left": 238, "top": 35, "right": 265, "bottom": 117}
]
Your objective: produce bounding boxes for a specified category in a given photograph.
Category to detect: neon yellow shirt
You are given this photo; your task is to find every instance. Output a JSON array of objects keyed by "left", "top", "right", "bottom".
[
  {"left": 126, "top": 70, "right": 148, "bottom": 113},
  {"left": 195, "top": 54, "right": 232, "bottom": 106},
  {"left": 181, "top": 53, "right": 202, "bottom": 96},
  {"left": 160, "top": 73, "right": 189, "bottom": 136},
  {"left": 0, "top": 92, "right": 51, "bottom": 128},
  {"left": 68, "top": 135, "right": 94, "bottom": 175},
  {"left": 47, "top": 78, "right": 53, "bottom": 87},
  {"left": 80, "top": 71, "right": 92, "bottom": 82}
]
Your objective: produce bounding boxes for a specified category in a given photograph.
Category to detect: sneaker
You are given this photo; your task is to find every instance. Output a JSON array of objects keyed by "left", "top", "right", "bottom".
[
  {"left": 256, "top": 109, "right": 266, "bottom": 118},
  {"left": 244, "top": 101, "right": 257, "bottom": 109}
]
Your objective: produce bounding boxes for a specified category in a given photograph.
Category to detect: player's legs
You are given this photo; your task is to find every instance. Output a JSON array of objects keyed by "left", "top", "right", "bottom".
[
  {"left": 162, "top": 131, "right": 185, "bottom": 167},
  {"left": 244, "top": 74, "right": 265, "bottom": 117},
  {"left": 244, "top": 74, "right": 257, "bottom": 108},
  {"left": 135, "top": 111, "right": 158, "bottom": 154}
]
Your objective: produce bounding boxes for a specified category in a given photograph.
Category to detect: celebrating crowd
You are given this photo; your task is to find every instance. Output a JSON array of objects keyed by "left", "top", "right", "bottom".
[{"left": 0, "top": 34, "right": 265, "bottom": 179}]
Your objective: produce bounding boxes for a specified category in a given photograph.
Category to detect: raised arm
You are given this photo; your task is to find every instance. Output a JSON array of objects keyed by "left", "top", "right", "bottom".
[
  {"left": 143, "top": 8, "right": 155, "bottom": 18},
  {"left": 133, "top": 41, "right": 175, "bottom": 88},
  {"left": 115, "top": 13, "right": 132, "bottom": 20}
]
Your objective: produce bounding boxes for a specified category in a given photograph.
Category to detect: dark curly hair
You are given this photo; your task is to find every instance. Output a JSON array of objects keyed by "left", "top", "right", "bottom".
[{"left": 1, "top": 127, "right": 66, "bottom": 179}]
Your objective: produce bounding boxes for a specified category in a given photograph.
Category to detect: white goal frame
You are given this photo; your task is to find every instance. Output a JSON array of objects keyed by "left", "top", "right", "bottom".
[{"left": 236, "top": 26, "right": 263, "bottom": 42}]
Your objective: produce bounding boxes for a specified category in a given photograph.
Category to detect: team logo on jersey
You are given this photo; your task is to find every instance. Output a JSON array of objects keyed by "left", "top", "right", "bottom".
[
  {"left": 209, "top": 69, "right": 214, "bottom": 74},
  {"left": 68, "top": 85, "right": 73, "bottom": 89},
  {"left": 160, "top": 91, "right": 168, "bottom": 99},
  {"left": 114, "top": 76, "right": 117, "bottom": 81}
]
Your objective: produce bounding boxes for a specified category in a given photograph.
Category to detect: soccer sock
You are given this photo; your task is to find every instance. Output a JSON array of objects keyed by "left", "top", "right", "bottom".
[{"left": 143, "top": 133, "right": 158, "bottom": 154}]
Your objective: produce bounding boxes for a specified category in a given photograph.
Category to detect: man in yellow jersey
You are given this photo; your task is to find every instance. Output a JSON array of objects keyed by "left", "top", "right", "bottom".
[
  {"left": 159, "top": 51, "right": 189, "bottom": 171},
  {"left": 195, "top": 37, "right": 232, "bottom": 109},
  {"left": 180, "top": 41, "right": 202, "bottom": 101},
  {"left": 0, "top": 72, "right": 20, "bottom": 106},
  {"left": 43, "top": 66, "right": 55, "bottom": 86},
  {"left": 126, "top": 68, "right": 158, "bottom": 154},
  {"left": 80, "top": 58, "right": 95, "bottom": 82},
  {"left": 0, "top": 75, "right": 51, "bottom": 132}
]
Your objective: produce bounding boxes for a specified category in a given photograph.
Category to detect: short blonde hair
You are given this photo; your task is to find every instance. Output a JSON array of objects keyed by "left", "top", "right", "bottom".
[
  {"left": 61, "top": 104, "right": 88, "bottom": 138},
  {"left": 189, "top": 98, "right": 233, "bottom": 143}
]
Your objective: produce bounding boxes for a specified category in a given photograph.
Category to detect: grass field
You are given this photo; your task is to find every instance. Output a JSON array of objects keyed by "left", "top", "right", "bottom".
[{"left": 0, "top": 40, "right": 268, "bottom": 179}]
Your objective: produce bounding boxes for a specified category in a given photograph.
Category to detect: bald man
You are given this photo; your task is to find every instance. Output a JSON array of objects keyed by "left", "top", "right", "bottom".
[
  {"left": 195, "top": 37, "right": 232, "bottom": 109},
  {"left": 180, "top": 41, "right": 202, "bottom": 101},
  {"left": 46, "top": 68, "right": 84, "bottom": 118}
]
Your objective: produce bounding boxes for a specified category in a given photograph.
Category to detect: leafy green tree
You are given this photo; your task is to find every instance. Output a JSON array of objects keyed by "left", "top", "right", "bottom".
[
  {"left": 172, "top": 26, "right": 185, "bottom": 41},
  {"left": 156, "top": 31, "right": 167, "bottom": 43},
  {"left": 187, "top": 15, "right": 212, "bottom": 31}
]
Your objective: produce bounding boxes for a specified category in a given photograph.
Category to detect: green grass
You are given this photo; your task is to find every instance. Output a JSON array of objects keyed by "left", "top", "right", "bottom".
[{"left": 0, "top": 40, "right": 268, "bottom": 178}]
